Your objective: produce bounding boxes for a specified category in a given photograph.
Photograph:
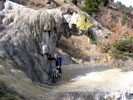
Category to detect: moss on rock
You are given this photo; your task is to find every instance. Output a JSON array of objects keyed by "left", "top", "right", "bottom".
[
  {"left": 76, "top": 13, "right": 93, "bottom": 31},
  {"left": 0, "top": 88, "right": 19, "bottom": 100}
]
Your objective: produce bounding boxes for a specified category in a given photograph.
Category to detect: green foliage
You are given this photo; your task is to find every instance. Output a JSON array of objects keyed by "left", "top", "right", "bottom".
[
  {"left": 64, "top": 0, "right": 66, "bottom": 3},
  {"left": 122, "top": 14, "right": 128, "bottom": 24},
  {"left": 0, "top": 88, "right": 19, "bottom": 100},
  {"left": 81, "top": 0, "right": 109, "bottom": 15},
  {"left": 110, "top": 37, "right": 133, "bottom": 59},
  {"left": 117, "top": 1, "right": 122, "bottom": 6},
  {"left": 117, "top": 1, "right": 126, "bottom": 7},
  {"left": 72, "top": 0, "right": 77, "bottom": 5},
  {"left": 129, "top": 6, "right": 133, "bottom": 10}
]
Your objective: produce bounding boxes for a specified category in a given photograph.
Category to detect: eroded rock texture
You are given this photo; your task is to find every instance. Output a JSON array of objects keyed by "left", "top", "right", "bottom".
[
  {"left": 0, "top": 1, "right": 110, "bottom": 84},
  {"left": 0, "top": 1, "right": 132, "bottom": 100}
]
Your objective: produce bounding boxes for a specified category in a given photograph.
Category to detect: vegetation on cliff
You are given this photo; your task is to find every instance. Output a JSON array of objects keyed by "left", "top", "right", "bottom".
[
  {"left": 72, "top": 0, "right": 77, "bottom": 5},
  {"left": 110, "top": 37, "right": 133, "bottom": 59},
  {"left": 0, "top": 88, "right": 19, "bottom": 100},
  {"left": 81, "top": 0, "right": 109, "bottom": 15},
  {"left": 95, "top": 1, "right": 133, "bottom": 57}
]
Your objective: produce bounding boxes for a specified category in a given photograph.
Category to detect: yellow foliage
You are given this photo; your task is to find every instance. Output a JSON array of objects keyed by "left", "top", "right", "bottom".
[
  {"left": 76, "top": 13, "right": 93, "bottom": 31},
  {"left": 88, "top": 37, "right": 93, "bottom": 44}
]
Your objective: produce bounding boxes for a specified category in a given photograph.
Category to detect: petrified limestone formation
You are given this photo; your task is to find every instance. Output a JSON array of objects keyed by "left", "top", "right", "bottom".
[
  {"left": 1, "top": 1, "right": 132, "bottom": 100},
  {"left": 0, "top": 1, "right": 111, "bottom": 84}
]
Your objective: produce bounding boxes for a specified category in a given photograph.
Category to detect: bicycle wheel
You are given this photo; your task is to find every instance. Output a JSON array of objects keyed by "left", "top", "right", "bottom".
[{"left": 52, "top": 71, "right": 57, "bottom": 83}]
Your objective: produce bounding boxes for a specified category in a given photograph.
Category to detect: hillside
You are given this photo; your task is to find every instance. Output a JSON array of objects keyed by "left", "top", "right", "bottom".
[
  {"left": 7, "top": 0, "right": 72, "bottom": 9},
  {"left": 96, "top": 1, "right": 133, "bottom": 41},
  {"left": 0, "top": 0, "right": 132, "bottom": 68},
  {"left": 56, "top": 0, "right": 133, "bottom": 70},
  {"left": 7, "top": 0, "right": 132, "bottom": 69}
]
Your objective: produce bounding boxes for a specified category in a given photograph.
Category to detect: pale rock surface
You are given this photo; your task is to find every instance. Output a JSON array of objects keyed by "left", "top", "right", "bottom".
[{"left": 0, "top": 0, "right": 107, "bottom": 85}]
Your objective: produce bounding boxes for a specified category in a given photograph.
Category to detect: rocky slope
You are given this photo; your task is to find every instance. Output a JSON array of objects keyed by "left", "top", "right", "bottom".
[
  {"left": 0, "top": 0, "right": 110, "bottom": 84},
  {"left": 0, "top": 0, "right": 133, "bottom": 100},
  {"left": 56, "top": 0, "right": 133, "bottom": 70}
]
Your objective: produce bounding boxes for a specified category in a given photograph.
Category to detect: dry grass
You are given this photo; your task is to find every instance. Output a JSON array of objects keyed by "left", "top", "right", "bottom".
[
  {"left": 0, "top": 71, "right": 4, "bottom": 75},
  {"left": 19, "top": 0, "right": 71, "bottom": 10},
  {"left": 103, "top": 10, "right": 133, "bottom": 43},
  {"left": 57, "top": 36, "right": 91, "bottom": 63},
  {"left": 57, "top": 36, "right": 111, "bottom": 65},
  {"left": 110, "top": 18, "right": 133, "bottom": 42}
]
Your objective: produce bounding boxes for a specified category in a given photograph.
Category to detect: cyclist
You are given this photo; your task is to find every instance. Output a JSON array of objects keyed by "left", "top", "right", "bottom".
[{"left": 54, "top": 53, "right": 62, "bottom": 74}]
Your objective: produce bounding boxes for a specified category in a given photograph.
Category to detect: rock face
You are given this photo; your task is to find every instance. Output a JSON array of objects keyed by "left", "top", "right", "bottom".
[
  {"left": 0, "top": 1, "right": 117, "bottom": 99},
  {"left": 45, "top": 0, "right": 56, "bottom": 8},
  {"left": 0, "top": 1, "right": 110, "bottom": 84},
  {"left": 0, "top": 0, "right": 5, "bottom": 11}
]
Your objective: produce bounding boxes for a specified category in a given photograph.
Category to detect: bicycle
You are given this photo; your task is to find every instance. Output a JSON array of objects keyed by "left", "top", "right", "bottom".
[{"left": 51, "top": 66, "right": 61, "bottom": 83}]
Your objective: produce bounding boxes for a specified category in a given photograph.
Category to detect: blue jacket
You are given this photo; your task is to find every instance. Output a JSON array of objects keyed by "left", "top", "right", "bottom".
[{"left": 56, "top": 56, "right": 62, "bottom": 67}]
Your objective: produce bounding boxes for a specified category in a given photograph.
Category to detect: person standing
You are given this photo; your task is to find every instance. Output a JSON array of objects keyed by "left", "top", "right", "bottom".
[{"left": 54, "top": 53, "right": 62, "bottom": 74}]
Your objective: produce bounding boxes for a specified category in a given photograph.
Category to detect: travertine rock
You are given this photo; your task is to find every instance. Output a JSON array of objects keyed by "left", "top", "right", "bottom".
[
  {"left": 0, "top": 1, "right": 133, "bottom": 100},
  {"left": 0, "top": 0, "right": 112, "bottom": 84},
  {"left": 0, "top": 1, "right": 121, "bottom": 100}
]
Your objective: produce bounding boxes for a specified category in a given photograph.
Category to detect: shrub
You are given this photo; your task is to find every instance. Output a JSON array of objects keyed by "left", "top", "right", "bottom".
[
  {"left": 110, "top": 36, "right": 133, "bottom": 59},
  {"left": 81, "top": 0, "right": 99, "bottom": 15},
  {"left": 64, "top": 0, "right": 66, "bottom": 3},
  {"left": 81, "top": 0, "right": 109, "bottom": 15},
  {"left": 0, "top": 88, "right": 19, "bottom": 100},
  {"left": 122, "top": 14, "right": 128, "bottom": 24},
  {"left": 72, "top": 0, "right": 77, "bottom": 5},
  {"left": 129, "top": 6, "right": 133, "bottom": 10}
]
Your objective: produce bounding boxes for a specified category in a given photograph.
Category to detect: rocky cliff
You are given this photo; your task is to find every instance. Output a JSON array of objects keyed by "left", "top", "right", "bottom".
[
  {"left": 1, "top": 1, "right": 130, "bottom": 100},
  {"left": 0, "top": 1, "right": 111, "bottom": 84}
]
